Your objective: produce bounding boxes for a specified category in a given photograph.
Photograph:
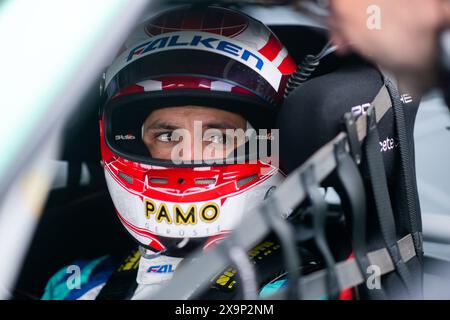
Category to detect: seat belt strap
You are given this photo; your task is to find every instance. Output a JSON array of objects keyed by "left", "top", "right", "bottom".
[
  {"left": 267, "top": 234, "right": 416, "bottom": 300},
  {"left": 334, "top": 139, "right": 386, "bottom": 299},
  {"left": 364, "top": 105, "right": 414, "bottom": 296},
  {"left": 95, "top": 250, "right": 140, "bottom": 300},
  {"left": 384, "top": 79, "right": 423, "bottom": 262}
]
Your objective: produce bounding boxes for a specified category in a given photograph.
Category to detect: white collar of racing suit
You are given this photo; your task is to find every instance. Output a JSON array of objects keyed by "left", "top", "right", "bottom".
[{"left": 136, "top": 251, "right": 184, "bottom": 285}]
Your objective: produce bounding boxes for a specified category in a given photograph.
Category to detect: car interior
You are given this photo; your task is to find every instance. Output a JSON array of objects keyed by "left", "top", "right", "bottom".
[{"left": 12, "top": 2, "right": 429, "bottom": 298}]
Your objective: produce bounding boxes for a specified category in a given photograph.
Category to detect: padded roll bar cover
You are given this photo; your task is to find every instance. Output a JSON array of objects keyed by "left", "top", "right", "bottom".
[{"left": 277, "top": 60, "right": 399, "bottom": 184}]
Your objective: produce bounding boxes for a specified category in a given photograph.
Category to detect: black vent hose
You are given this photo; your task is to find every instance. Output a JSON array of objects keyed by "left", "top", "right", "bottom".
[{"left": 285, "top": 41, "right": 337, "bottom": 98}]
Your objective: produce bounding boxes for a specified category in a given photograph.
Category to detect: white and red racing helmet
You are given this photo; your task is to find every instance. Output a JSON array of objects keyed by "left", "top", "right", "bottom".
[{"left": 100, "top": 5, "right": 297, "bottom": 255}]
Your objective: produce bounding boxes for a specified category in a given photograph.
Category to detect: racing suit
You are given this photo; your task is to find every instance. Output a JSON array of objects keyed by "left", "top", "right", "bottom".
[
  {"left": 41, "top": 241, "right": 353, "bottom": 300},
  {"left": 42, "top": 252, "right": 189, "bottom": 300},
  {"left": 41, "top": 247, "right": 296, "bottom": 300}
]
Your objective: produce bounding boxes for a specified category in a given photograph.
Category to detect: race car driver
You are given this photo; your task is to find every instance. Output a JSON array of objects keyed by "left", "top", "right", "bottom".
[{"left": 41, "top": 5, "right": 302, "bottom": 300}]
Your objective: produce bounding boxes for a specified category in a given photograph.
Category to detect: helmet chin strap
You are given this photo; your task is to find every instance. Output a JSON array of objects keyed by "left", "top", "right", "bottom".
[
  {"left": 139, "top": 237, "right": 192, "bottom": 259},
  {"left": 138, "top": 246, "right": 160, "bottom": 259}
]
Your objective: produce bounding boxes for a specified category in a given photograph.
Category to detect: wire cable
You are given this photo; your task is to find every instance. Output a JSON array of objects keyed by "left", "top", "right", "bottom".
[{"left": 285, "top": 41, "right": 337, "bottom": 98}]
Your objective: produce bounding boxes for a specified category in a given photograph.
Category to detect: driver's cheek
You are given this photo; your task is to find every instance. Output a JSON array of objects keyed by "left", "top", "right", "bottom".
[
  {"left": 146, "top": 142, "right": 174, "bottom": 161},
  {"left": 147, "top": 139, "right": 230, "bottom": 161},
  {"left": 182, "top": 140, "right": 215, "bottom": 161},
  {"left": 201, "top": 141, "right": 227, "bottom": 160},
  {"left": 174, "top": 139, "right": 227, "bottom": 161}
]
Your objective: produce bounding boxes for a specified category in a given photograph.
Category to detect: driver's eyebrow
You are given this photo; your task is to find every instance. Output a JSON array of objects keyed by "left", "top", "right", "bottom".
[
  {"left": 203, "top": 121, "right": 242, "bottom": 130},
  {"left": 146, "top": 121, "right": 242, "bottom": 130},
  {"left": 146, "top": 122, "right": 180, "bottom": 130}
]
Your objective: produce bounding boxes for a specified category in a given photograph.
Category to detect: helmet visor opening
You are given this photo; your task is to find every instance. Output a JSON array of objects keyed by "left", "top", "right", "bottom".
[{"left": 103, "top": 93, "right": 278, "bottom": 167}]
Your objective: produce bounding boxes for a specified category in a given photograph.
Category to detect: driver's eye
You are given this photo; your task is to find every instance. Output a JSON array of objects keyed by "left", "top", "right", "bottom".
[
  {"left": 204, "top": 133, "right": 227, "bottom": 144},
  {"left": 209, "top": 135, "right": 224, "bottom": 144},
  {"left": 156, "top": 132, "right": 175, "bottom": 142}
]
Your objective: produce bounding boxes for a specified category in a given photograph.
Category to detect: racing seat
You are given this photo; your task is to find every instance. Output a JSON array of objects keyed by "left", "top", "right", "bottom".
[{"left": 277, "top": 57, "right": 423, "bottom": 299}]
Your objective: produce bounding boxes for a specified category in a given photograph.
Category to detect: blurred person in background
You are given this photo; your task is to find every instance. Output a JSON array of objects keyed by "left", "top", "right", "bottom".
[{"left": 293, "top": 0, "right": 450, "bottom": 105}]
